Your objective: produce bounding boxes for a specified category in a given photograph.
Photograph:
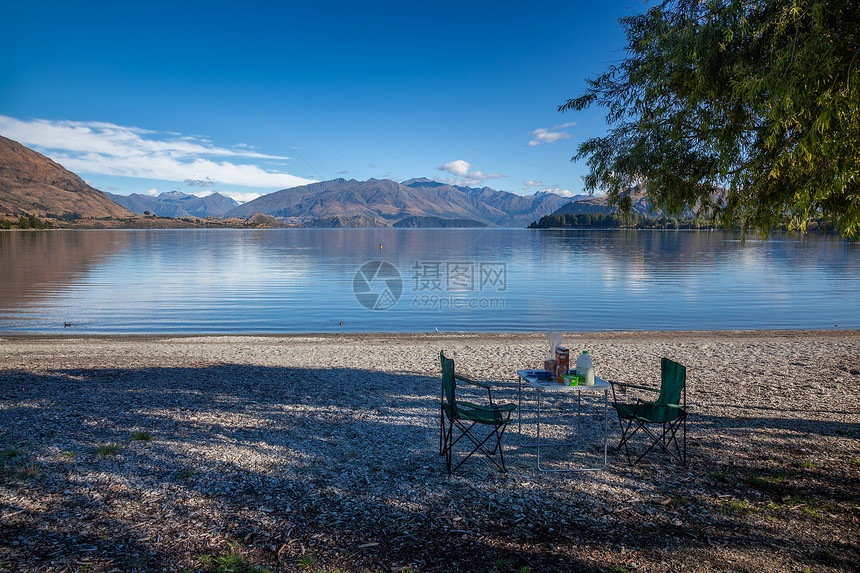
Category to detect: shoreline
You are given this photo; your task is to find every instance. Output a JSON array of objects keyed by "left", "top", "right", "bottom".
[
  {"left": 1, "top": 327, "right": 856, "bottom": 341},
  {"left": 2, "top": 329, "right": 858, "bottom": 572}
]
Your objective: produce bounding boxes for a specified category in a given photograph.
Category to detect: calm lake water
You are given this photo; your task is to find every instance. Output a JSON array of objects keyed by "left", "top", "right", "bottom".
[{"left": 1, "top": 228, "right": 857, "bottom": 334}]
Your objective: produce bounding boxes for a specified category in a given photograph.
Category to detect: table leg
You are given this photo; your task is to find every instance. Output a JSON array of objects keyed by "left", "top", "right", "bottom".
[
  {"left": 517, "top": 374, "right": 523, "bottom": 441},
  {"left": 536, "top": 389, "right": 542, "bottom": 470},
  {"left": 536, "top": 387, "right": 608, "bottom": 473}
]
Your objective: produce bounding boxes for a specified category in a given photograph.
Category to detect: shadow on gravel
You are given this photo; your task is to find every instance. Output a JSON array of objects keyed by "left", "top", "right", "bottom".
[{"left": 1, "top": 365, "right": 858, "bottom": 572}]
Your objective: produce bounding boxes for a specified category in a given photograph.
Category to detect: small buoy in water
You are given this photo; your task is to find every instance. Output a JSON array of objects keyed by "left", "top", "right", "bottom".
[
  {"left": 835, "top": 324, "right": 839, "bottom": 327},
  {"left": 379, "top": 243, "right": 382, "bottom": 249},
  {"left": 339, "top": 322, "right": 344, "bottom": 326}
]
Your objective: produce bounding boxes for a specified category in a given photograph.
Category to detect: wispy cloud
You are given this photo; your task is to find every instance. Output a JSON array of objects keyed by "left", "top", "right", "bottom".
[
  {"left": 527, "top": 121, "right": 576, "bottom": 146},
  {"left": 538, "top": 187, "right": 576, "bottom": 197},
  {"left": 184, "top": 178, "right": 216, "bottom": 187},
  {"left": 436, "top": 160, "right": 506, "bottom": 187},
  {"left": 0, "top": 115, "right": 317, "bottom": 189},
  {"left": 523, "top": 179, "right": 576, "bottom": 197}
]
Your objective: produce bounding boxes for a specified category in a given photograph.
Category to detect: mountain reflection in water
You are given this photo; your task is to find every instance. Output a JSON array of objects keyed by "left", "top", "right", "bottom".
[{"left": 0, "top": 228, "right": 857, "bottom": 334}]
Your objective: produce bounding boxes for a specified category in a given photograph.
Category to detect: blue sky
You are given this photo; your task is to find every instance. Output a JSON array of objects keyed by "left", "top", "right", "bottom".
[{"left": 1, "top": 0, "right": 637, "bottom": 203}]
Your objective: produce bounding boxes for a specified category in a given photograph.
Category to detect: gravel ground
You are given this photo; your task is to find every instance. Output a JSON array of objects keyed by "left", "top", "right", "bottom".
[{"left": 1, "top": 331, "right": 858, "bottom": 573}]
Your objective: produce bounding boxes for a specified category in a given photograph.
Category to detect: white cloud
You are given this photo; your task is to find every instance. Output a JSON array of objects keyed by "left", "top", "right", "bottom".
[
  {"left": 524, "top": 180, "right": 543, "bottom": 188},
  {"left": 527, "top": 121, "right": 576, "bottom": 146},
  {"left": 538, "top": 188, "right": 576, "bottom": 197},
  {"left": 0, "top": 115, "right": 317, "bottom": 189},
  {"left": 438, "top": 159, "right": 472, "bottom": 177},
  {"left": 436, "top": 159, "right": 506, "bottom": 187}
]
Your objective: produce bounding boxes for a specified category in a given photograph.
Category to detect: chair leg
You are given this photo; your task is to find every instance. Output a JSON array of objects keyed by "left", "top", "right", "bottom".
[
  {"left": 617, "top": 415, "right": 643, "bottom": 466},
  {"left": 631, "top": 418, "right": 685, "bottom": 465},
  {"left": 448, "top": 421, "right": 510, "bottom": 473},
  {"left": 681, "top": 413, "right": 687, "bottom": 465},
  {"left": 617, "top": 415, "right": 688, "bottom": 466},
  {"left": 439, "top": 406, "right": 445, "bottom": 456},
  {"left": 445, "top": 418, "right": 454, "bottom": 473},
  {"left": 496, "top": 425, "right": 507, "bottom": 472}
]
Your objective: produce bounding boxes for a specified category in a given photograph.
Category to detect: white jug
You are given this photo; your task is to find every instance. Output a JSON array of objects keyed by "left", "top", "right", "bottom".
[{"left": 576, "top": 351, "right": 595, "bottom": 385}]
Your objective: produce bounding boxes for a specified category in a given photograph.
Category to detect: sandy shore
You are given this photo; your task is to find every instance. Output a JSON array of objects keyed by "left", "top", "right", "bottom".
[{"left": 1, "top": 331, "right": 858, "bottom": 572}]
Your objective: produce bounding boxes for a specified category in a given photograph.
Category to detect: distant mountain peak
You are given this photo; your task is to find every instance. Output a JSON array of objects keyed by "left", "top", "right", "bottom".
[
  {"left": 160, "top": 190, "right": 194, "bottom": 200},
  {"left": 402, "top": 177, "right": 446, "bottom": 188},
  {"left": 106, "top": 189, "right": 239, "bottom": 218}
]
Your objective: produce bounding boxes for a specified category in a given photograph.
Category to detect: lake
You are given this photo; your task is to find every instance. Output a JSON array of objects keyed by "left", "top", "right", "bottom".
[{"left": 1, "top": 228, "right": 857, "bottom": 334}]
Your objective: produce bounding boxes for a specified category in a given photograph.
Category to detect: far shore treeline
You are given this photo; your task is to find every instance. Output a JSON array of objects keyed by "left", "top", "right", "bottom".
[{"left": 527, "top": 212, "right": 841, "bottom": 234}]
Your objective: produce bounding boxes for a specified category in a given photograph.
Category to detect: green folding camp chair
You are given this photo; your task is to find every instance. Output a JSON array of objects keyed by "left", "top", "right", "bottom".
[
  {"left": 439, "top": 351, "right": 517, "bottom": 473},
  {"left": 610, "top": 358, "right": 687, "bottom": 465}
]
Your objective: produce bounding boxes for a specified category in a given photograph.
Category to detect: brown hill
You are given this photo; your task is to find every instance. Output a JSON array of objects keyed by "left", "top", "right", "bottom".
[{"left": 0, "top": 135, "right": 133, "bottom": 218}]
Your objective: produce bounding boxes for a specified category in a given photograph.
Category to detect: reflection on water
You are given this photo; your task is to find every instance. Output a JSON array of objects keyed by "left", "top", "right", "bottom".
[{"left": 0, "top": 229, "right": 857, "bottom": 333}]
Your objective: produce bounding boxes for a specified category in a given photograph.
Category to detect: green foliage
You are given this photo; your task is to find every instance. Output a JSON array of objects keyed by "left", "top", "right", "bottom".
[
  {"left": 820, "top": 547, "right": 840, "bottom": 563},
  {"left": 45, "top": 212, "right": 82, "bottom": 222},
  {"left": 529, "top": 211, "right": 712, "bottom": 229},
  {"left": 561, "top": 0, "right": 860, "bottom": 240},
  {"left": 0, "top": 218, "right": 10, "bottom": 229},
  {"left": 2, "top": 448, "right": 23, "bottom": 459},
  {"left": 131, "top": 431, "right": 152, "bottom": 441},
  {"left": 95, "top": 443, "right": 120, "bottom": 456},
  {"left": 724, "top": 499, "right": 757, "bottom": 514},
  {"left": 295, "top": 556, "right": 318, "bottom": 568},
  {"left": 746, "top": 475, "right": 790, "bottom": 495},
  {"left": 175, "top": 468, "right": 197, "bottom": 480},
  {"left": 14, "top": 214, "right": 52, "bottom": 229},
  {"left": 192, "top": 542, "right": 273, "bottom": 573}
]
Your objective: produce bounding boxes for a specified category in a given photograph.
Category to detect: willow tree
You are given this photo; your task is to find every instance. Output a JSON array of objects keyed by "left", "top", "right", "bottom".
[{"left": 561, "top": 0, "right": 860, "bottom": 239}]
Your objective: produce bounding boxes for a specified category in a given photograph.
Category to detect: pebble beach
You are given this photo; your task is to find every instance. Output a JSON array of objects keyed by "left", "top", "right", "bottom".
[{"left": 1, "top": 330, "right": 858, "bottom": 572}]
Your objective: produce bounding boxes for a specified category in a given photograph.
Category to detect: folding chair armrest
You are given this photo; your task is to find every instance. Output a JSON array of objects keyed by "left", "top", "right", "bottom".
[
  {"left": 455, "top": 374, "right": 491, "bottom": 389},
  {"left": 459, "top": 401, "right": 516, "bottom": 413},
  {"left": 609, "top": 380, "right": 660, "bottom": 393}
]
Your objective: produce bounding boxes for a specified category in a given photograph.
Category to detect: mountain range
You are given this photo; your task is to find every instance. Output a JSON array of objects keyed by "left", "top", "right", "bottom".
[
  {"left": 223, "top": 177, "right": 569, "bottom": 227},
  {"left": 105, "top": 190, "right": 239, "bottom": 218},
  {"left": 0, "top": 135, "right": 593, "bottom": 227}
]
